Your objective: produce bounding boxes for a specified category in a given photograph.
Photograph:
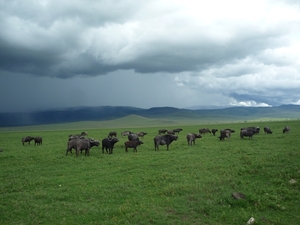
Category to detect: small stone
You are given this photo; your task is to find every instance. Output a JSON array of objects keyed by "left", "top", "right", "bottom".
[
  {"left": 231, "top": 192, "right": 246, "bottom": 200},
  {"left": 289, "top": 179, "right": 296, "bottom": 184},
  {"left": 247, "top": 217, "right": 255, "bottom": 224}
]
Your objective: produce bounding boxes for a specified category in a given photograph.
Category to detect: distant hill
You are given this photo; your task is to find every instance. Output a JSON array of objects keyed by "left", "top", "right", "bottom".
[{"left": 0, "top": 105, "right": 299, "bottom": 127}]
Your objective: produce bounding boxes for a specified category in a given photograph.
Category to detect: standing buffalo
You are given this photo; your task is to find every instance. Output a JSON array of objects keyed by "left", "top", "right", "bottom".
[
  {"left": 128, "top": 134, "right": 140, "bottom": 142},
  {"left": 108, "top": 131, "right": 117, "bottom": 138},
  {"left": 124, "top": 141, "right": 144, "bottom": 153},
  {"left": 158, "top": 129, "right": 168, "bottom": 134},
  {"left": 34, "top": 137, "right": 43, "bottom": 145},
  {"left": 283, "top": 126, "right": 291, "bottom": 133},
  {"left": 219, "top": 129, "right": 232, "bottom": 141},
  {"left": 199, "top": 128, "right": 211, "bottom": 135},
  {"left": 66, "top": 138, "right": 80, "bottom": 155},
  {"left": 186, "top": 133, "right": 202, "bottom": 145},
  {"left": 240, "top": 129, "right": 256, "bottom": 139},
  {"left": 121, "top": 131, "right": 132, "bottom": 137},
  {"left": 167, "top": 130, "right": 175, "bottom": 135},
  {"left": 264, "top": 126, "right": 273, "bottom": 134},
  {"left": 75, "top": 138, "right": 100, "bottom": 156},
  {"left": 211, "top": 129, "right": 218, "bottom": 136},
  {"left": 102, "top": 137, "right": 119, "bottom": 154},
  {"left": 154, "top": 134, "right": 178, "bottom": 151},
  {"left": 136, "top": 132, "right": 148, "bottom": 138},
  {"left": 22, "top": 136, "right": 35, "bottom": 145},
  {"left": 173, "top": 128, "right": 183, "bottom": 134}
]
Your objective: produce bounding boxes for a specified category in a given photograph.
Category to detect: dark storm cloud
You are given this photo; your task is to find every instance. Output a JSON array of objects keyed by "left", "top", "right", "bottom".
[{"left": 1, "top": 0, "right": 300, "bottom": 112}]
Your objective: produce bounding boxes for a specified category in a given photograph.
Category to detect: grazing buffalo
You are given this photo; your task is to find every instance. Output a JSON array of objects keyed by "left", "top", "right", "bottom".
[
  {"left": 137, "top": 132, "right": 148, "bottom": 138},
  {"left": 241, "top": 127, "right": 260, "bottom": 134},
  {"left": 186, "top": 133, "right": 202, "bottom": 145},
  {"left": 128, "top": 134, "right": 139, "bottom": 142},
  {"left": 283, "top": 126, "right": 291, "bottom": 133},
  {"left": 211, "top": 129, "right": 218, "bottom": 136},
  {"left": 173, "top": 128, "right": 183, "bottom": 134},
  {"left": 121, "top": 131, "right": 132, "bottom": 137},
  {"left": 199, "top": 128, "right": 211, "bottom": 135},
  {"left": 22, "top": 136, "right": 35, "bottom": 145},
  {"left": 124, "top": 141, "right": 144, "bottom": 153},
  {"left": 219, "top": 129, "right": 232, "bottom": 141},
  {"left": 167, "top": 130, "right": 175, "bottom": 135},
  {"left": 102, "top": 137, "right": 119, "bottom": 154},
  {"left": 240, "top": 129, "right": 256, "bottom": 139},
  {"left": 34, "top": 137, "right": 43, "bottom": 145},
  {"left": 154, "top": 134, "right": 178, "bottom": 150},
  {"left": 264, "top": 126, "right": 273, "bottom": 134},
  {"left": 75, "top": 138, "right": 100, "bottom": 156},
  {"left": 108, "top": 131, "right": 117, "bottom": 138},
  {"left": 158, "top": 129, "right": 168, "bottom": 134}
]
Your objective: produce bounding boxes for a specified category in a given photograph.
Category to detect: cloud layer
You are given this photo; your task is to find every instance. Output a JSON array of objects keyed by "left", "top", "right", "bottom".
[{"left": 1, "top": 0, "right": 300, "bottom": 112}]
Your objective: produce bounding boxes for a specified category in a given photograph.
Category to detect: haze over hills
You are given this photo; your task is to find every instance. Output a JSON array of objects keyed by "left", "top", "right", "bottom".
[{"left": 0, "top": 105, "right": 299, "bottom": 127}]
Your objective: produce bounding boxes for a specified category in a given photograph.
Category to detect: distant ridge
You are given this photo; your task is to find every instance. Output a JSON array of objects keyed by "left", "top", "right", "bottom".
[{"left": 0, "top": 105, "right": 299, "bottom": 127}]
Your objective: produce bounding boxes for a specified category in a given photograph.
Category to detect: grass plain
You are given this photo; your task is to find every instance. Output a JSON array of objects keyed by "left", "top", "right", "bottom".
[{"left": 0, "top": 119, "right": 299, "bottom": 224}]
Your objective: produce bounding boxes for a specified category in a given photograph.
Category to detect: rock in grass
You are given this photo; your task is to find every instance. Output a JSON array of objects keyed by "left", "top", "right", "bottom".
[
  {"left": 289, "top": 179, "right": 296, "bottom": 184},
  {"left": 0, "top": 149, "right": 3, "bottom": 152},
  {"left": 231, "top": 192, "right": 246, "bottom": 200}
]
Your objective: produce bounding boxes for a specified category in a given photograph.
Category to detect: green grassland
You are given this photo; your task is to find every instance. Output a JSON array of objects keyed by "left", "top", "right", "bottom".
[{"left": 0, "top": 120, "right": 299, "bottom": 224}]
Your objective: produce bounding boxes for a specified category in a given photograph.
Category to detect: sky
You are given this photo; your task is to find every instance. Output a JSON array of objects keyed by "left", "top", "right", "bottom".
[{"left": 1, "top": 0, "right": 300, "bottom": 112}]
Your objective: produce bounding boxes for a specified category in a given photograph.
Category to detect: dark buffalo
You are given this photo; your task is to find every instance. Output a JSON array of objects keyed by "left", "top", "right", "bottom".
[
  {"left": 211, "top": 129, "right": 218, "bottom": 136},
  {"left": 108, "top": 131, "right": 117, "bottom": 138},
  {"left": 124, "top": 141, "right": 144, "bottom": 153},
  {"left": 167, "top": 130, "right": 175, "bottom": 135},
  {"left": 199, "top": 128, "right": 211, "bottom": 135},
  {"left": 34, "top": 136, "right": 43, "bottom": 145},
  {"left": 128, "top": 134, "right": 139, "bottom": 142},
  {"left": 158, "top": 129, "right": 168, "bottom": 134},
  {"left": 102, "top": 137, "right": 119, "bottom": 154},
  {"left": 173, "top": 128, "right": 183, "bottom": 134},
  {"left": 186, "top": 133, "right": 202, "bottom": 145},
  {"left": 283, "top": 126, "right": 291, "bottom": 133},
  {"left": 241, "top": 127, "right": 260, "bottom": 134},
  {"left": 22, "top": 136, "right": 35, "bottom": 145},
  {"left": 240, "top": 129, "right": 256, "bottom": 139},
  {"left": 121, "top": 131, "right": 132, "bottom": 137},
  {"left": 66, "top": 138, "right": 80, "bottom": 155},
  {"left": 264, "top": 126, "right": 273, "bottom": 134},
  {"left": 137, "top": 132, "right": 148, "bottom": 138},
  {"left": 224, "top": 128, "right": 235, "bottom": 133},
  {"left": 219, "top": 129, "right": 232, "bottom": 141},
  {"left": 154, "top": 134, "right": 178, "bottom": 151},
  {"left": 75, "top": 138, "right": 100, "bottom": 156}
]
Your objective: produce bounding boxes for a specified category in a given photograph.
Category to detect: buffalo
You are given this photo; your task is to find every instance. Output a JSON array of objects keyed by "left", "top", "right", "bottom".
[
  {"left": 240, "top": 129, "right": 256, "bottom": 139},
  {"left": 186, "top": 133, "right": 202, "bottom": 145},
  {"left": 22, "top": 136, "right": 35, "bottom": 145},
  {"left": 211, "top": 129, "right": 218, "bottom": 136},
  {"left": 136, "top": 132, "right": 148, "bottom": 138},
  {"left": 173, "top": 128, "right": 183, "bottom": 134},
  {"left": 66, "top": 138, "right": 80, "bottom": 155},
  {"left": 199, "top": 128, "right": 211, "bottom": 135},
  {"left": 264, "top": 126, "right": 273, "bottom": 134},
  {"left": 108, "top": 131, "right": 117, "bottom": 138},
  {"left": 124, "top": 141, "right": 144, "bottom": 153},
  {"left": 75, "top": 138, "right": 100, "bottom": 156},
  {"left": 167, "top": 130, "right": 175, "bottom": 135},
  {"left": 121, "top": 131, "right": 132, "bottom": 137},
  {"left": 154, "top": 134, "right": 178, "bottom": 151},
  {"left": 283, "top": 126, "right": 291, "bottom": 133},
  {"left": 128, "top": 133, "right": 140, "bottom": 142},
  {"left": 219, "top": 129, "right": 232, "bottom": 141},
  {"left": 102, "top": 137, "right": 119, "bottom": 154},
  {"left": 158, "top": 129, "right": 168, "bottom": 134},
  {"left": 34, "top": 136, "right": 43, "bottom": 145}
]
